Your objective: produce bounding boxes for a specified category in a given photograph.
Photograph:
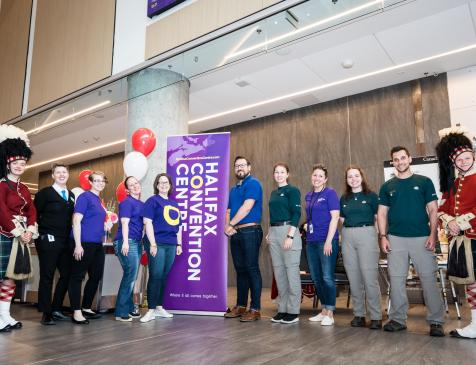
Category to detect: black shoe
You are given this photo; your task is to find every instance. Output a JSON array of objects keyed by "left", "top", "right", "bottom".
[
  {"left": 281, "top": 313, "right": 299, "bottom": 324},
  {"left": 71, "top": 317, "right": 89, "bottom": 325},
  {"left": 129, "top": 310, "right": 141, "bottom": 318},
  {"left": 369, "top": 320, "right": 382, "bottom": 330},
  {"left": 383, "top": 320, "right": 407, "bottom": 332},
  {"left": 52, "top": 311, "right": 70, "bottom": 321},
  {"left": 271, "top": 312, "right": 287, "bottom": 323},
  {"left": 0, "top": 324, "right": 11, "bottom": 333},
  {"left": 82, "top": 310, "right": 102, "bottom": 319},
  {"left": 9, "top": 321, "right": 22, "bottom": 330},
  {"left": 41, "top": 313, "right": 56, "bottom": 326},
  {"left": 350, "top": 316, "right": 366, "bottom": 327},
  {"left": 430, "top": 323, "right": 445, "bottom": 337}
]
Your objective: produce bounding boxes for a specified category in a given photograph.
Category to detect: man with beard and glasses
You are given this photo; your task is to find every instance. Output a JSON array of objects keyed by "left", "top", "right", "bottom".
[
  {"left": 224, "top": 156, "right": 263, "bottom": 322},
  {"left": 377, "top": 146, "right": 445, "bottom": 337}
]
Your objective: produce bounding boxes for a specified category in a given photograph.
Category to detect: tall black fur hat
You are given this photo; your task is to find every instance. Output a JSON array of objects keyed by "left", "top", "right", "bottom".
[
  {"left": 0, "top": 125, "right": 32, "bottom": 179},
  {"left": 435, "top": 129, "right": 473, "bottom": 193}
]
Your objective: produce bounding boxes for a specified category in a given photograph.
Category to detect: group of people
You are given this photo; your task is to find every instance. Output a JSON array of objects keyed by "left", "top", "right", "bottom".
[
  {"left": 0, "top": 124, "right": 182, "bottom": 331},
  {"left": 0, "top": 124, "right": 475, "bottom": 340},
  {"left": 225, "top": 132, "right": 476, "bottom": 340}
]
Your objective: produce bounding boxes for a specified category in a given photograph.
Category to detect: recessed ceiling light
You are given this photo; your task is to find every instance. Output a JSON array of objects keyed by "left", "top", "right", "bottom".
[{"left": 341, "top": 59, "right": 354, "bottom": 69}]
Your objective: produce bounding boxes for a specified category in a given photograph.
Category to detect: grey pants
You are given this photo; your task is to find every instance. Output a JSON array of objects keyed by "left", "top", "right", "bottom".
[
  {"left": 342, "top": 226, "right": 382, "bottom": 320},
  {"left": 268, "top": 225, "right": 302, "bottom": 315},
  {"left": 387, "top": 235, "right": 445, "bottom": 325}
]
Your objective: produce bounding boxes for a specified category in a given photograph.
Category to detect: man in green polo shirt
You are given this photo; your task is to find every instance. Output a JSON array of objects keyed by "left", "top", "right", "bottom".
[{"left": 377, "top": 146, "right": 445, "bottom": 337}]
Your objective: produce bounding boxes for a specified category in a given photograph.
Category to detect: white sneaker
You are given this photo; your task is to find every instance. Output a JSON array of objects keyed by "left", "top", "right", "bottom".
[
  {"left": 321, "top": 316, "right": 335, "bottom": 326},
  {"left": 140, "top": 310, "right": 156, "bottom": 323},
  {"left": 115, "top": 316, "right": 132, "bottom": 322},
  {"left": 309, "top": 312, "right": 325, "bottom": 322},
  {"left": 154, "top": 307, "right": 173, "bottom": 318}
]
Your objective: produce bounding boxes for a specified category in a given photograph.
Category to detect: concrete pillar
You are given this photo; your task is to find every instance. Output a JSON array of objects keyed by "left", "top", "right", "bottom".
[{"left": 127, "top": 68, "right": 189, "bottom": 199}]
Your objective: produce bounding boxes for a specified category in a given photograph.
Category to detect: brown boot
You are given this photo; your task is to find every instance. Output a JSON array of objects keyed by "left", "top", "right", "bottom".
[
  {"left": 224, "top": 306, "right": 247, "bottom": 318},
  {"left": 240, "top": 309, "right": 261, "bottom": 322}
]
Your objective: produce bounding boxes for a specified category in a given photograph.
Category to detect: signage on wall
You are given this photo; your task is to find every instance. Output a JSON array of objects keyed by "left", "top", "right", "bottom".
[{"left": 147, "top": 0, "right": 187, "bottom": 18}]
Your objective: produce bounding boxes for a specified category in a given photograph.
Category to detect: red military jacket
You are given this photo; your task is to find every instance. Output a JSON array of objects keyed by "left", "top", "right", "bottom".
[
  {"left": 438, "top": 167, "right": 476, "bottom": 239},
  {"left": 0, "top": 178, "right": 37, "bottom": 238}
]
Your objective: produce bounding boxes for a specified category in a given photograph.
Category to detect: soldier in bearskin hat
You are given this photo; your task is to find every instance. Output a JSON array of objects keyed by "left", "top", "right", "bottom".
[
  {"left": 436, "top": 127, "right": 476, "bottom": 339},
  {"left": 0, "top": 125, "right": 37, "bottom": 333}
]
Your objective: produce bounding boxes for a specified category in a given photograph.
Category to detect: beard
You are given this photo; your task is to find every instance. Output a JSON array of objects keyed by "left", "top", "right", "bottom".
[{"left": 235, "top": 171, "right": 249, "bottom": 180}]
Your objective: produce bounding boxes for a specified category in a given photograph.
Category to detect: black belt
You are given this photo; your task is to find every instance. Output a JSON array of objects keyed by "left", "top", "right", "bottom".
[
  {"left": 344, "top": 223, "right": 374, "bottom": 228},
  {"left": 270, "top": 221, "right": 291, "bottom": 227}
]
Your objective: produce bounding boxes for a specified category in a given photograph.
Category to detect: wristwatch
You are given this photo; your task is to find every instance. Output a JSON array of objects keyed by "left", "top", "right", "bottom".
[{"left": 378, "top": 234, "right": 388, "bottom": 239}]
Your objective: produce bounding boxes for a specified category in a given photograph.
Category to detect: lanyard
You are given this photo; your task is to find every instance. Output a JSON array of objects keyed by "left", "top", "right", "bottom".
[{"left": 307, "top": 188, "right": 325, "bottom": 223}]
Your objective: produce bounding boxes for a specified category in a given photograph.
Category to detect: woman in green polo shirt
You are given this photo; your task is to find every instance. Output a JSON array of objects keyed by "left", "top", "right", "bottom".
[
  {"left": 267, "top": 162, "right": 302, "bottom": 324},
  {"left": 340, "top": 166, "right": 382, "bottom": 329}
]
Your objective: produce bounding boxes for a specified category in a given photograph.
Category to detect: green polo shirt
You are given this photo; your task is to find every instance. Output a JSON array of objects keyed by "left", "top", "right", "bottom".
[
  {"left": 269, "top": 184, "right": 301, "bottom": 227},
  {"left": 340, "top": 191, "right": 378, "bottom": 227},
  {"left": 378, "top": 174, "right": 437, "bottom": 237}
]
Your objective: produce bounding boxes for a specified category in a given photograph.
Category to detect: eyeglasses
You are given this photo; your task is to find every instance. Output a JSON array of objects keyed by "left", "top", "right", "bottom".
[
  {"left": 158, "top": 182, "right": 170, "bottom": 185},
  {"left": 234, "top": 163, "right": 248, "bottom": 169},
  {"left": 93, "top": 180, "right": 106, "bottom": 183}
]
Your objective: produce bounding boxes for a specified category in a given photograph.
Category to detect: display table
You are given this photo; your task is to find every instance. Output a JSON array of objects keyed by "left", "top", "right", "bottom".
[{"left": 20, "top": 242, "right": 143, "bottom": 311}]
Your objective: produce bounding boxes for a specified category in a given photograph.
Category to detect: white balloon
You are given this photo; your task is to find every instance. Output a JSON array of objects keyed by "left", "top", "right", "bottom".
[
  {"left": 71, "top": 187, "right": 84, "bottom": 201},
  {"left": 123, "top": 151, "right": 148, "bottom": 181}
]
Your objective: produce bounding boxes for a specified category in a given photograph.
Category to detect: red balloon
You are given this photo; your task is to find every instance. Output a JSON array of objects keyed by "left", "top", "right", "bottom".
[
  {"left": 116, "top": 181, "right": 127, "bottom": 203},
  {"left": 79, "top": 169, "right": 92, "bottom": 190},
  {"left": 131, "top": 128, "right": 156, "bottom": 157}
]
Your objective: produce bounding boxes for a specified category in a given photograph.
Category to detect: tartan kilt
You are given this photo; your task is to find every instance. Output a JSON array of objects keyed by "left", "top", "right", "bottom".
[{"left": 0, "top": 234, "right": 13, "bottom": 280}]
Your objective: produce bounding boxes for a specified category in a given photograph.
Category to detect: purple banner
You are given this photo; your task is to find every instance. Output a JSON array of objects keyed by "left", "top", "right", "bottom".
[
  {"left": 164, "top": 133, "right": 230, "bottom": 313},
  {"left": 147, "top": 0, "right": 186, "bottom": 18}
]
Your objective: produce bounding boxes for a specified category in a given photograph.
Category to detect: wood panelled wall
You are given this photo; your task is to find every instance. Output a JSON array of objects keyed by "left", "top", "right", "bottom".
[
  {"left": 212, "top": 75, "right": 451, "bottom": 287},
  {"left": 28, "top": 0, "right": 115, "bottom": 111},
  {"left": 145, "top": 0, "right": 283, "bottom": 59},
  {"left": 0, "top": 0, "right": 32, "bottom": 123}
]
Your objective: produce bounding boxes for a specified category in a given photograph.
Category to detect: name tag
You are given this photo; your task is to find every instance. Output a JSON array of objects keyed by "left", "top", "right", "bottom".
[{"left": 47, "top": 234, "right": 55, "bottom": 242}]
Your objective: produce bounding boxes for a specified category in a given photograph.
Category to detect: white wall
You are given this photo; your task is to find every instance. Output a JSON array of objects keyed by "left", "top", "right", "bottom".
[
  {"left": 112, "top": 0, "right": 197, "bottom": 75},
  {"left": 447, "top": 64, "right": 476, "bottom": 134},
  {"left": 112, "top": 0, "right": 154, "bottom": 74}
]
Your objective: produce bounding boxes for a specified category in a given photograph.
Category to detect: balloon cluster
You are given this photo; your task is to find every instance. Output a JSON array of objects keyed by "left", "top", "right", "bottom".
[
  {"left": 117, "top": 128, "right": 156, "bottom": 203},
  {"left": 71, "top": 128, "right": 157, "bottom": 203}
]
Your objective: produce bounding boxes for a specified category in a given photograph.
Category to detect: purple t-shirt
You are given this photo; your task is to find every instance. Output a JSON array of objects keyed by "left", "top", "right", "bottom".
[
  {"left": 305, "top": 187, "right": 340, "bottom": 242},
  {"left": 142, "top": 195, "right": 181, "bottom": 245},
  {"left": 115, "top": 196, "right": 144, "bottom": 241},
  {"left": 74, "top": 191, "right": 106, "bottom": 244}
]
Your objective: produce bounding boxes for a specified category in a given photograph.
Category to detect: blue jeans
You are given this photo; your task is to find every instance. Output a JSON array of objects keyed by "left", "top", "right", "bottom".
[
  {"left": 144, "top": 239, "right": 176, "bottom": 309},
  {"left": 114, "top": 239, "right": 141, "bottom": 317},
  {"left": 230, "top": 226, "right": 263, "bottom": 310},
  {"left": 307, "top": 240, "right": 339, "bottom": 310}
]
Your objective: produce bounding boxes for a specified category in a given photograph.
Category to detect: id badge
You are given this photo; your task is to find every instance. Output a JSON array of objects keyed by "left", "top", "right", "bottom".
[
  {"left": 308, "top": 223, "right": 313, "bottom": 234},
  {"left": 47, "top": 234, "right": 55, "bottom": 243}
]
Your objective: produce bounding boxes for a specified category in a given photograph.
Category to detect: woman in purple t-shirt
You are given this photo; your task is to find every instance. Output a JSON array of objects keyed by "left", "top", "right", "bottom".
[
  {"left": 305, "top": 164, "right": 340, "bottom": 326},
  {"left": 114, "top": 176, "right": 144, "bottom": 322},
  {"left": 140, "top": 173, "right": 183, "bottom": 323},
  {"left": 69, "top": 171, "right": 108, "bottom": 324}
]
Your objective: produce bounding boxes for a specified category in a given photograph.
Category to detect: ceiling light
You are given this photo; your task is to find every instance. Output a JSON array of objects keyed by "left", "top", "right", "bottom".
[
  {"left": 224, "top": 0, "right": 383, "bottom": 61},
  {"left": 26, "top": 139, "right": 126, "bottom": 169},
  {"left": 26, "top": 101, "right": 111, "bottom": 135},
  {"left": 341, "top": 59, "right": 354, "bottom": 69},
  {"left": 189, "top": 43, "right": 476, "bottom": 125}
]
